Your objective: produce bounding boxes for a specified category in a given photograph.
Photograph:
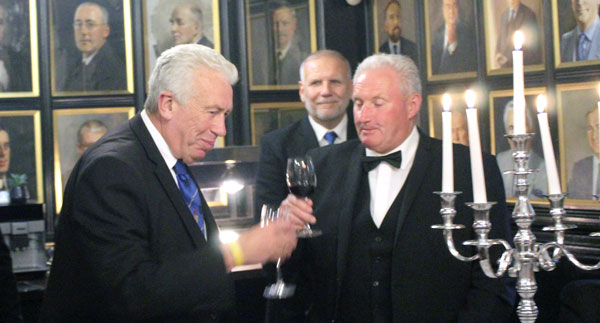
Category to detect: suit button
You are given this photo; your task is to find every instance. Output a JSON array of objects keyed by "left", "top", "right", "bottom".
[
  {"left": 372, "top": 280, "right": 379, "bottom": 287},
  {"left": 375, "top": 236, "right": 382, "bottom": 242}
]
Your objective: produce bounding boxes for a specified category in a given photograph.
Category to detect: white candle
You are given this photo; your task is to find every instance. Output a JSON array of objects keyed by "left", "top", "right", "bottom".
[
  {"left": 513, "top": 31, "right": 526, "bottom": 135},
  {"left": 464, "top": 90, "right": 487, "bottom": 203},
  {"left": 536, "top": 95, "right": 561, "bottom": 195},
  {"left": 442, "top": 93, "right": 453, "bottom": 193}
]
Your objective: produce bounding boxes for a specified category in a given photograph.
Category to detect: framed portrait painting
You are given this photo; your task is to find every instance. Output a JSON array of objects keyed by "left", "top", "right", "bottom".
[
  {"left": 557, "top": 82, "right": 600, "bottom": 207},
  {"left": 552, "top": 0, "right": 600, "bottom": 68},
  {"left": 427, "top": 92, "right": 469, "bottom": 147},
  {"left": 0, "top": 0, "right": 39, "bottom": 98},
  {"left": 53, "top": 107, "right": 135, "bottom": 212},
  {"left": 489, "top": 88, "right": 548, "bottom": 203},
  {"left": 424, "top": 0, "right": 477, "bottom": 81},
  {"left": 50, "top": 0, "right": 134, "bottom": 96},
  {"left": 372, "top": 0, "right": 418, "bottom": 64},
  {"left": 251, "top": 102, "right": 305, "bottom": 145},
  {"left": 143, "top": 0, "right": 220, "bottom": 86},
  {"left": 483, "top": 0, "right": 545, "bottom": 75},
  {"left": 246, "top": 0, "right": 317, "bottom": 90},
  {"left": 0, "top": 110, "right": 42, "bottom": 203}
]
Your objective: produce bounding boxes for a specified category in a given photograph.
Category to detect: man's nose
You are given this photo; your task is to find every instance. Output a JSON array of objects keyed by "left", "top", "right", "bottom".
[{"left": 212, "top": 116, "right": 227, "bottom": 137}]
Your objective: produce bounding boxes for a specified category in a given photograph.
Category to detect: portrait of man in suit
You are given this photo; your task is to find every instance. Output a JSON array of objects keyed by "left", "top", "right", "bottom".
[
  {"left": 429, "top": 0, "right": 477, "bottom": 75},
  {"left": 59, "top": 2, "right": 127, "bottom": 92},
  {"left": 278, "top": 53, "right": 515, "bottom": 321},
  {"left": 42, "top": 44, "right": 298, "bottom": 321},
  {"left": 0, "top": 1, "right": 32, "bottom": 92},
  {"left": 377, "top": 0, "right": 418, "bottom": 63},
  {"left": 568, "top": 108, "right": 600, "bottom": 199},
  {"left": 270, "top": 2, "right": 309, "bottom": 85},
  {"left": 427, "top": 93, "right": 469, "bottom": 146},
  {"left": 560, "top": 0, "right": 600, "bottom": 62},
  {"left": 255, "top": 49, "right": 356, "bottom": 219},
  {"left": 170, "top": 3, "right": 213, "bottom": 48},
  {"left": 494, "top": 98, "right": 547, "bottom": 198},
  {"left": 493, "top": 0, "right": 541, "bottom": 69}
]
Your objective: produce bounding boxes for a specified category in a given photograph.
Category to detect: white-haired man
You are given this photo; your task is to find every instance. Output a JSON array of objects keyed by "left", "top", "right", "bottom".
[
  {"left": 280, "top": 53, "right": 515, "bottom": 322},
  {"left": 42, "top": 44, "right": 299, "bottom": 321}
]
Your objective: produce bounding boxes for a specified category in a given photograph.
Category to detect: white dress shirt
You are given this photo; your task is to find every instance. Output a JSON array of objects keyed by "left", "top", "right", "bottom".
[
  {"left": 308, "top": 114, "right": 348, "bottom": 147},
  {"left": 141, "top": 109, "right": 179, "bottom": 185},
  {"left": 367, "top": 126, "right": 419, "bottom": 228}
]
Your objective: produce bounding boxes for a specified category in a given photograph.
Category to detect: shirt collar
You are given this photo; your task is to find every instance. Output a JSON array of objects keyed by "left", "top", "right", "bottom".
[
  {"left": 141, "top": 109, "right": 178, "bottom": 170},
  {"left": 365, "top": 126, "right": 419, "bottom": 170},
  {"left": 579, "top": 16, "right": 600, "bottom": 39},
  {"left": 82, "top": 50, "right": 99, "bottom": 66},
  {"left": 308, "top": 113, "right": 348, "bottom": 144}
]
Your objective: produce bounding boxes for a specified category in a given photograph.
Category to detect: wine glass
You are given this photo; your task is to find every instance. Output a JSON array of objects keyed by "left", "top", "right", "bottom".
[
  {"left": 286, "top": 156, "right": 322, "bottom": 238},
  {"left": 261, "top": 204, "right": 296, "bottom": 299}
]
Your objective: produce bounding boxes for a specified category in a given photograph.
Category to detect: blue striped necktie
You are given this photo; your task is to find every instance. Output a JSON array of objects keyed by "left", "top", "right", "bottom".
[
  {"left": 324, "top": 131, "right": 337, "bottom": 145},
  {"left": 173, "top": 159, "right": 205, "bottom": 236}
]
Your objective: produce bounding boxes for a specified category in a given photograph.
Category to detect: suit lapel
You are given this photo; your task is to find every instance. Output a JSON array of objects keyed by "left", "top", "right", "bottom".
[
  {"left": 335, "top": 142, "right": 364, "bottom": 288},
  {"left": 129, "top": 115, "right": 205, "bottom": 248},
  {"left": 300, "top": 116, "right": 320, "bottom": 148},
  {"left": 393, "top": 133, "right": 434, "bottom": 247}
]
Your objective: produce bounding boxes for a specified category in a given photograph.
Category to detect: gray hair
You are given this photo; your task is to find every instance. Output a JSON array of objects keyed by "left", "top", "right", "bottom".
[
  {"left": 77, "top": 120, "right": 107, "bottom": 144},
  {"left": 76, "top": 2, "right": 109, "bottom": 25},
  {"left": 144, "top": 44, "right": 238, "bottom": 113},
  {"left": 353, "top": 53, "right": 421, "bottom": 97},
  {"left": 299, "top": 49, "right": 351, "bottom": 81},
  {"left": 503, "top": 100, "right": 533, "bottom": 131}
]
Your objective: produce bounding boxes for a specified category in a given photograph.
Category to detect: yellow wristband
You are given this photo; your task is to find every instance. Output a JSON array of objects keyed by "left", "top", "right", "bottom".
[{"left": 228, "top": 241, "right": 244, "bottom": 267}]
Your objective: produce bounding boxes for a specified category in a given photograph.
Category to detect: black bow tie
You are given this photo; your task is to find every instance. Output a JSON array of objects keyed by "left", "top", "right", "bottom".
[{"left": 361, "top": 151, "right": 403, "bottom": 172}]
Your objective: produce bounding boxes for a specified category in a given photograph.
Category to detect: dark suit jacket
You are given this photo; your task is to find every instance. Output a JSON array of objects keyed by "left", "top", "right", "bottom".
[
  {"left": 255, "top": 113, "right": 358, "bottom": 220},
  {"left": 0, "top": 45, "right": 31, "bottom": 92},
  {"left": 431, "top": 22, "right": 477, "bottom": 74},
  {"left": 0, "top": 230, "right": 21, "bottom": 322},
  {"left": 279, "top": 132, "right": 515, "bottom": 322},
  {"left": 41, "top": 114, "right": 234, "bottom": 322},
  {"left": 271, "top": 36, "right": 308, "bottom": 85},
  {"left": 197, "top": 36, "right": 214, "bottom": 49},
  {"left": 378, "top": 37, "right": 418, "bottom": 64},
  {"left": 568, "top": 155, "right": 594, "bottom": 200},
  {"left": 495, "top": 3, "right": 540, "bottom": 68},
  {"left": 62, "top": 43, "right": 127, "bottom": 92}
]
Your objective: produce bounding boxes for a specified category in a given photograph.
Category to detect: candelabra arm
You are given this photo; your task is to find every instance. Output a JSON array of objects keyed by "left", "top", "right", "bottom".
[
  {"left": 433, "top": 192, "right": 480, "bottom": 262},
  {"left": 478, "top": 246, "right": 514, "bottom": 278},
  {"left": 443, "top": 229, "right": 479, "bottom": 262},
  {"left": 538, "top": 242, "right": 600, "bottom": 271}
]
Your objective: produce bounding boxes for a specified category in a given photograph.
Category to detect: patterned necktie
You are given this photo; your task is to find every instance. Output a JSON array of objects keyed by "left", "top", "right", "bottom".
[
  {"left": 577, "top": 33, "right": 590, "bottom": 61},
  {"left": 173, "top": 159, "right": 205, "bottom": 236},
  {"left": 362, "top": 151, "right": 402, "bottom": 172},
  {"left": 324, "top": 131, "right": 337, "bottom": 145}
]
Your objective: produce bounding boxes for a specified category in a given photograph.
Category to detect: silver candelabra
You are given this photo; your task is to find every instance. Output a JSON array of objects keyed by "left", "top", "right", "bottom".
[{"left": 432, "top": 133, "right": 600, "bottom": 323}]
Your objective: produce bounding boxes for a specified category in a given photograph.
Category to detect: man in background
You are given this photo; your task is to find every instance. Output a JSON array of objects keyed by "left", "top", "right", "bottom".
[
  {"left": 430, "top": 0, "right": 477, "bottom": 74},
  {"left": 494, "top": 0, "right": 540, "bottom": 68},
  {"left": 495, "top": 100, "right": 547, "bottom": 198},
  {"left": 270, "top": 2, "right": 308, "bottom": 85},
  {"left": 42, "top": 44, "right": 299, "bottom": 321},
  {"left": 278, "top": 53, "right": 515, "bottom": 321},
  {"left": 62, "top": 2, "right": 126, "bottom": 91},
  {"left": 256, "top": 49, "right": 356, "bottom": 219},
  {"left": 378, "top": 0, "right": 417, "bottom": 63},
  {"left": 561, "top": 0, "right": 600, "bottom": 62},
  {"left": 568, "top": 108, "right": 600, "bottom": 199},
  {"left": 170, "top": 3, "right": 213, "bottom": 48}
]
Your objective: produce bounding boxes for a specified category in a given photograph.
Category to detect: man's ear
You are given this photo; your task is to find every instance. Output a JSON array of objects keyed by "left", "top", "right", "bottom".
[
  {"left": 298, "top": 81, "right": 306, "bottom": 103},
  {"left": 407, "top": 93, "right": 422, "bottom": 120},
  {"left": 157, "top": 91, "right": 176, "bottom": 121}
]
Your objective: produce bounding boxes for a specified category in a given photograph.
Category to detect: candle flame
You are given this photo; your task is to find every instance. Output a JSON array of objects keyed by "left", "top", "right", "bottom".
[
  {"left": 536, "top": 94, "right": 547, "bottom": 114},
  {"left": 513, "top": 31, "right": 524, "bottom": 50},
  {"left": 465, "top": 90, "right": 476, "bottom": 108},
  {"left": 442, "top": 93, "right": 452, "bottom": 112}
]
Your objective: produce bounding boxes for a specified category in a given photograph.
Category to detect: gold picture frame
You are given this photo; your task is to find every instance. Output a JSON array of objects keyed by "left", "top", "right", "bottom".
[
  {"left": 53, "top": 107, "right": 135, "bottom": 213},
  {"left": 250, "top": 101, "right": 305, "bottom": 145}
]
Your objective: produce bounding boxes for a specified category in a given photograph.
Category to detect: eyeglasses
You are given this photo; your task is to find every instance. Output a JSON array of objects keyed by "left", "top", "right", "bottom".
[{"left": 73, "top": 21, "right": 103, "bottom": 29}]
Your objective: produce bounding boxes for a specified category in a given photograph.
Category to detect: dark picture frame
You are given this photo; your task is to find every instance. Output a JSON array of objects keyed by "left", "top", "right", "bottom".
[
  {"left": 143, "top": 0, "right": 220, "bottom": 87},
  {"left": 483, "top": 0, "right": 545, "bottom": 75},
  {"left": 50, "top": 0, "right": 134, "bottom": 96},
  {"left": 52, "top": 107, "right": 135, "bottom": 213},
  {"left": 0, "top": 110, "right": 42, "bottom": 203},
  {"left": 557, "top": 81, "right": 600, "bottom": 208},
  {"left": 250, "top": 102, "right": 305, "bottom": 145},
  {"left": 552, "top": 0, "right": 600, "bottom": 68},
  {"left": 246, "top": 0, "right": 317, "bottom": 90},
  {"left": 372, "top": 0, "right": 418, "bottom": 63},
  {"left": 0, "top": 0, "right": 38, "bottom": 98},
  {"left": 424, "top": 0, "right": 477, "bottom": 81},
  {"left": 489, "top": 88, "right": 548, "bottom": 203}
]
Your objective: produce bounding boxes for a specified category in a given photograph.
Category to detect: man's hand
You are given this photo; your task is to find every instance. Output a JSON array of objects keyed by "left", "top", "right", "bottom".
[{"left": 279, "top": 194, "right": 316, "bottom": 232}]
